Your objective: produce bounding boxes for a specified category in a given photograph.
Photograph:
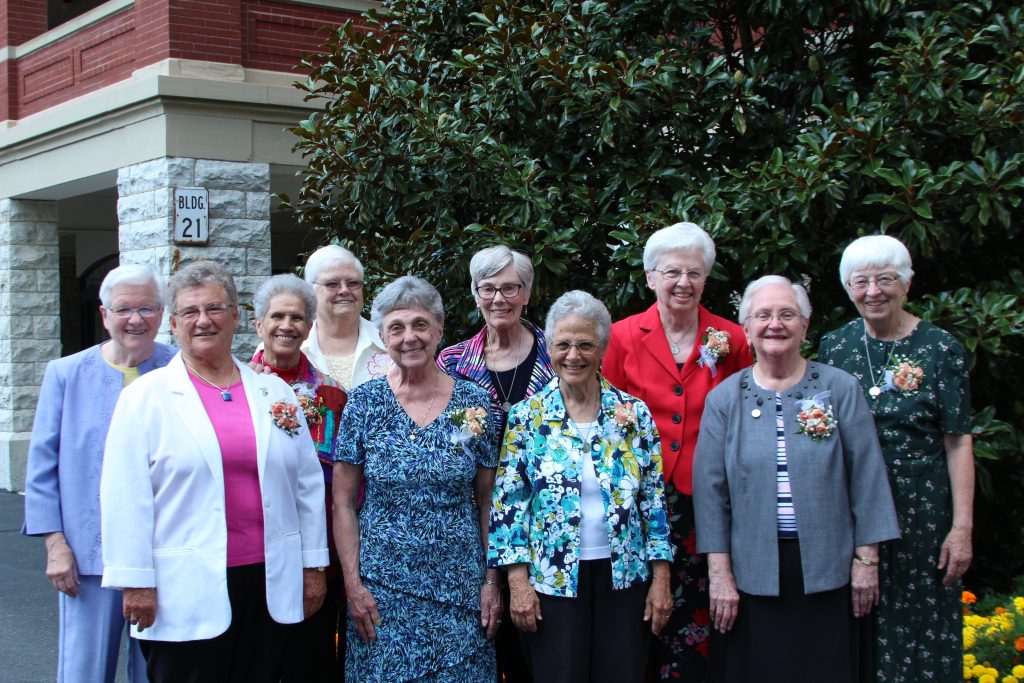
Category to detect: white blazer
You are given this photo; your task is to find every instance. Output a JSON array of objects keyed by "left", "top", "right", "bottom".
[{"left": 100, "top": 353, "right": 328, "bottom": 642}]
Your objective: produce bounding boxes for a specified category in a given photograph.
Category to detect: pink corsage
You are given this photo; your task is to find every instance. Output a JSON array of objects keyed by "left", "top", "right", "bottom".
[
  {"left": 290, "top": 384, "right": 325, "bottom": 427},
  {"left": 270, "top": 401, "right": 302, "bottom": 436},
  {"left": 697, "top": 327, "right": 732, "bottom": 377},
  {"left": 794, "top": 393, "right": 836, "bottom": 441},
  {"left": 611, "top": 402, "right": 638, "bottom": 429},
  {"left": 889, "top": 357, "right": 924, "bottom": 393}
]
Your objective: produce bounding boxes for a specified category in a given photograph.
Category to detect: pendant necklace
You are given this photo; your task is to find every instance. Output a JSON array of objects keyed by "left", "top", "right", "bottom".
[
  {"left": 395, "top": 371, "right": 440, "bottom": 441},
  {"left": 184, "top": 359, "right": 236, "bottom": 401},
  {"left": 663, "top": 318, "right": 696, "bottom": 356},
  {"left": 863, "top": 319, "right": 901, "bottom": 399},
  {"left": 488, "top": 330, "right": 525, "bottom": 413}
]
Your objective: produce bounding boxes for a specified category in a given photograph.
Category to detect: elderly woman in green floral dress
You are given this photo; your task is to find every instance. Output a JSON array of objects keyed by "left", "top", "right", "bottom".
[{"left": 818, "top": 235, "right": 975, "bottom": 683}]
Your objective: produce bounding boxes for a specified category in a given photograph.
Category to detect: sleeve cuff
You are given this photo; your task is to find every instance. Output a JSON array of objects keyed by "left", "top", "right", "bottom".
[{"left": 101, "top": 567, "right": 156, "bottom": 589}]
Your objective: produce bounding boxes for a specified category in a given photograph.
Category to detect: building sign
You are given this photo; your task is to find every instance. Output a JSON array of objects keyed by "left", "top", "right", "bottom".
[{"left": 173, "top": 187, "right": 210, "bottom": 245}]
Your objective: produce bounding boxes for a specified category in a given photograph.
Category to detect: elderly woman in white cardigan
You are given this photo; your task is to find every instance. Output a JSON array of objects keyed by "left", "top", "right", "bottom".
[{"left": 692, "top": 275, "right": 899, "bottom": 683}]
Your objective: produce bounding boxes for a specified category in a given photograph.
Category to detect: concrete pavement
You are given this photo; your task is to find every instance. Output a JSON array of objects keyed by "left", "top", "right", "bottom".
[{"left": 0, "top": 490, "right": 129, "bottom": 683}]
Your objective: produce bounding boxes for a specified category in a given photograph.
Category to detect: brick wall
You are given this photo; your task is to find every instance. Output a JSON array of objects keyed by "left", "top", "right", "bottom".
[
  {"left": 1, "top": 0, "right": 48, "bottom": 48},
  {"left": 242, "top": 0, "right": 363, "bottom": 72}
]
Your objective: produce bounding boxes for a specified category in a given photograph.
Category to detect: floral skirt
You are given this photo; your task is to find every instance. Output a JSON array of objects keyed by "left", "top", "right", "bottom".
[{"left": 646, "top": 490, "right": 710, "bottom": 682}]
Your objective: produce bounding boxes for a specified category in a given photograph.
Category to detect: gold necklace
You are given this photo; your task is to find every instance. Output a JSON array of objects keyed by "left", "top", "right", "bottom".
[
  {"left": 184, "top": 359, "right": 236, "bottom": 402},
  {"left": 391, "top": 371, "right": 441, "bottom": 441}
]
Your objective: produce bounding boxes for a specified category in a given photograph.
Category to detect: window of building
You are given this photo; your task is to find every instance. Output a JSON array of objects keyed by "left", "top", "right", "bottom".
[{"left": 47, "top": 0, "right": 110, "bottom": 30}]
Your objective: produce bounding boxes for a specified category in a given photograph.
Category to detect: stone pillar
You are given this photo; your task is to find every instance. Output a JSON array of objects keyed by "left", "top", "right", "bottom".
[
  {"left": 0, "top": 198, "right": 60, "bottom": 492},
  {"left": 117, "top": 157, "right": 271, "bottom": 358}
]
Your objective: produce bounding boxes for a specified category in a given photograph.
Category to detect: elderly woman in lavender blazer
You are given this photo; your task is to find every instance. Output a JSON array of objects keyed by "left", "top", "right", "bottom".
[{"left": 22, "top": 264, "right": 174, "bottom": 683}]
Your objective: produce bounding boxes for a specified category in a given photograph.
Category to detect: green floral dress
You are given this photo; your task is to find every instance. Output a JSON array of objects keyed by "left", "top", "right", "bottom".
[{"left": 818, "top": 319, "right": 971, "bottom": 683}]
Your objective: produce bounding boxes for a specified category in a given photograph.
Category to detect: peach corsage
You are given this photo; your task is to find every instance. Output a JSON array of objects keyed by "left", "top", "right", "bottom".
[
  {"left": 795, "top": 392, "right": 837, "bottom": 441},
  {"left": 451, "top": 406, "right": 489, "bottom": 440},
  {"left": 270, "top": 401, "right": 301, "bottom": 436},
  {"left": 697, "top": 327, "right": 732, "bottom": 377},
  {"left": 887, "top": 356, "right": 924, "bottom": 393},
  {"left": 291, "top": 384, "right": 326, "bottom": 427}
]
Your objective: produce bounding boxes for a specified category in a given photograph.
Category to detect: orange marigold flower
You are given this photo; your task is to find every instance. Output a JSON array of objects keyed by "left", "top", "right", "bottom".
[
  {"left": 963, "top": 591, "right": 977, "bottom": 605},
  {"left": 1015, "top": 636, "right": 1024, "bottom": 652},
  {"left": 995, "top": 606, "right": 1007, "bottom": 615}
]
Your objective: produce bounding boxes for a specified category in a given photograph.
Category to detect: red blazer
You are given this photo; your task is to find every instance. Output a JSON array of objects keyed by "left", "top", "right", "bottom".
[{"left": 603, "top": 303, "right": 753, "bottom": 495}]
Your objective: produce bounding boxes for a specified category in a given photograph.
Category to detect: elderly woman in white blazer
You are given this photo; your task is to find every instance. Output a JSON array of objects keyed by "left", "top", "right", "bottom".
[
  {"left": 100, "top": 261, "right": 328, "bottom": 683},
  {"left": 692, "top": 276, "right": 899, "bottom": 683}
]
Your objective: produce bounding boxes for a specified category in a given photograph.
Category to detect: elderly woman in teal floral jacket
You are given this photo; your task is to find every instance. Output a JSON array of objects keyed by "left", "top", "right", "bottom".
[{"left": 489, "top": 290, "right": 674, "bottom": 683}]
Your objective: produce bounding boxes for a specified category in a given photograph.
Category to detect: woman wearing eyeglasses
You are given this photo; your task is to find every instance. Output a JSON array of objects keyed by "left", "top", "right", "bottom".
[
  {"left": 818, "top": 235, "right": 975, "bottom": 683},
  {"left": 23, "top": 264, "right": 173, "bottom": 683},
  {"left": 100, "top": 261, "right": 328, "bottom": 682},
  {"left": 301, "top": 245, "right": 391, "bottom": 390},
  {"left": 602, "top": 223, "right": 753, "bottom": 682},
  {"left": 438, "top": 245, "right": 554, "bottom": 681},
  {"left": 693, "top": 276, "right": 899, "bottom": 683},
  {"left": 489, "top": 290, "right": 673, "bottom": 683}
]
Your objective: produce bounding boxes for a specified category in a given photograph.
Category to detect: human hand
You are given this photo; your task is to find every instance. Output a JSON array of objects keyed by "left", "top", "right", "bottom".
[
  {"left": 123, "top": 588, "right": 158, "bottom": 632},
  {"left": 938, "top": 526, "right": 972, "bottom": 587},
  {"left": 303, "top": 568, "right": 327, "bottom": 618},
  {"left": 248, "top": 361, "right": 273, "bottom": 375},
  {"left": 480, "top": 580, "right": 503, "bottom": 639},
  {"left": 44, "top": 532, "right": 79, "bottom": 597},
  {"left": 346, "top": 582, "right": 381, "bottom": 643},
  {"left": 643, "top": 572, "right": 673, "bottom": 635},
  {"left": 708, "top": 570, "right": 740, "bottom": 633},
  {"left": 850, "top": 559, "right": 879, "bottom": 617},
  {"left": 508, "top": 581, "right": 542, "bottom": 633}
]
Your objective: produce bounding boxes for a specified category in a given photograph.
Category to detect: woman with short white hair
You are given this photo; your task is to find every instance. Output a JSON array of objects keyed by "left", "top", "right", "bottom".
[
  {"left": 301, "top": 245, "right": 391, "bottom": 389},
  {"left": 603, "top": 222, "right": 754, "bottom": 680},
  {"left": 819, "top": 234, "right": 975, "bottom": 682}
]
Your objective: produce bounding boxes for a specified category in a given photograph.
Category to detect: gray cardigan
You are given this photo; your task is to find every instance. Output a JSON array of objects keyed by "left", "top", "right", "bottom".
[{"left": 693, "top": 361, "right": 899, "bottom": 596}]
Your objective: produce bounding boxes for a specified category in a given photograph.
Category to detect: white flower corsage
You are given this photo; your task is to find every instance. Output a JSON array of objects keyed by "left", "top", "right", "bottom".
[
  {"left": 697, "top": 327, "right": 732, "bottom": 377},
  {"left": 794, "top": 391, "right": 836, "bottom": 441}
]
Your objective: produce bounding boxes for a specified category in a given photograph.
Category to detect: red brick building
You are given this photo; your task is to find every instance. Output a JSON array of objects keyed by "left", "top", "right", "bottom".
[{"left": 0, "top": 0, "right": 373, "bottom": 489}]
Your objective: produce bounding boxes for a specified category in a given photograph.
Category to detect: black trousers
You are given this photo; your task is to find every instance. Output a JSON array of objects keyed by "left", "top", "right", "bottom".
[
  {"left": 522, "top": 558, "right": 651, "bottom": 683},
  {"left": 281, "top": 573, "right": 344, "bottom": 683},
  {"left": 140, "top": 563, "right": 287, "bottom": 683}
]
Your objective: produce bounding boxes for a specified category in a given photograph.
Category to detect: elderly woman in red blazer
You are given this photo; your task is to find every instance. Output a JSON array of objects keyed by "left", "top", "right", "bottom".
[{"left": 603, "top": 222, "right": 753, "bottom": 683}]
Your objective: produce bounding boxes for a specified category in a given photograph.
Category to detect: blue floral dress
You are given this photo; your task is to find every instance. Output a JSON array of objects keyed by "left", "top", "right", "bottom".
[{"left": 335, "top": 377, "right": 498, "bottom": 683}]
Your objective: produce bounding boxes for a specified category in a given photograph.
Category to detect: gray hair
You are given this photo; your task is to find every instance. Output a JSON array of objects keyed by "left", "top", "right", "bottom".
[
  {"left": 168, "top": 261, "right": 238, "bottom": 311},
  {"left": 99, "top": 264, "right": 165, "bottom": 308},
  {"left": 838, "top": 235, "right": 914, "bottom": 294},
  {"left": 738, "top": 275, "right": 812, "bottom": 322},
  {"left": 469, "top": 246, "right": 534, "bottom": 295},
  {"left": 370, "top": 276, "right": 445, "bottom": 332},
  {"left": 304, "top": 244, "right": 364, "bottom": 284},
  {"left": 545, "top": 290, "right": 612, "bottom": 350},
  {"left": 253, "top": 273, "right": 317, "bottom": 322},
  {"left": 643, "top": 222, "right": 717, "bottom": 272}
]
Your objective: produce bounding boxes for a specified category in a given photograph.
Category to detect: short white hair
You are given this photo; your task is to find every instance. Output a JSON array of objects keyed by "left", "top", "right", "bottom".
[
  {"left": 304, "top": 245, "right": 364, "bottom": 285},
  {"left": 371, "top": 276, "right": 444, "bottom": 332},
  {"left": 838, "top": 235, "right": 914, "bottom": 294},
  {"left": 738, "top": 275, "right": 811, "bottom": 322},
  {"left": 643, "top": 222, "right": 716, "bottom": 272},
  {"left": 469, "top": 246, "right": 534, "bottom": 295},
  {"left": 99, "top": 264, "right": 164, "bottom": 308},
  {"left": 545, "top": 290, "right": 612, "bottom": 349}
]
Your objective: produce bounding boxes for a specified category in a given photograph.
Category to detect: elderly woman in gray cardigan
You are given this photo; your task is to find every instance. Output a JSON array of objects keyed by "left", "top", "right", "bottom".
[{"left": 692, "top": 276, "right": 899, "bottom": 683}]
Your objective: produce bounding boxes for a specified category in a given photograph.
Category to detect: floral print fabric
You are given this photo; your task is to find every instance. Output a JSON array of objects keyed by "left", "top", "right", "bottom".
[
  {"left": 819, "top": 319, "right": 971, "bottom": 682},
  {"left": 488, "top": 376, "right": 673, "bottom": 598},
  {"left": 334, "top": 377, "right": 498, "bottom": 683}
]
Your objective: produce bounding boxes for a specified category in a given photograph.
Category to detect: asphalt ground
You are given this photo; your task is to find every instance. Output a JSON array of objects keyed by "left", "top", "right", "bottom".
[{"left": 0, "top": 490, "right": 130, "bottom": 683}]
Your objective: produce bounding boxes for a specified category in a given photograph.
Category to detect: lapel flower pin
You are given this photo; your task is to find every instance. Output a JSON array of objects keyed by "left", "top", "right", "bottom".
[
  {"left": 291, "top": 383, "right": 326, "bottom": 427},
  {"left": 451, "top": 406, "right": 489, "bottom": 440},
  {"left": 794, "top": 391, "right": 836, "bottom": 441},
  {"left": 269, "top": 400, "right": 301, "bottom": 436},
  {"left": 697, "top": 327, "right": 732, "bottom": 377}
]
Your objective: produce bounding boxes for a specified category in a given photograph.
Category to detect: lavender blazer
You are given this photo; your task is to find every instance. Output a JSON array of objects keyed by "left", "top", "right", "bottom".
[{"left": 22, "top": 342, "right": 176, "bottom": 576}]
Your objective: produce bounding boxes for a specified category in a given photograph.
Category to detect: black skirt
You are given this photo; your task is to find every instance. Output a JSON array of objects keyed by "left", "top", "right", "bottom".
[{"left": 708, "top": 540, "right": 872, "bottom": 683}]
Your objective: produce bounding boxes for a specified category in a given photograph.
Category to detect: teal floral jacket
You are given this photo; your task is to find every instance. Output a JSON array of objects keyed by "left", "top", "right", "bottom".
[{"left": 488, "top": 376, "right": 673, "bottom": 598}]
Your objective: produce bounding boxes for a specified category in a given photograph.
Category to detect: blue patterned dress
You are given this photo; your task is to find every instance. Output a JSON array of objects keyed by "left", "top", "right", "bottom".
[{"left": 336, "top": 377, "right": 498, "bottom": 683}]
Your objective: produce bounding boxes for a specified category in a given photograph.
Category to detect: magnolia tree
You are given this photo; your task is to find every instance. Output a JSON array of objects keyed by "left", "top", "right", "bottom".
[{"left": 285, "top": 0, "right": 1024, "bottom": 587}]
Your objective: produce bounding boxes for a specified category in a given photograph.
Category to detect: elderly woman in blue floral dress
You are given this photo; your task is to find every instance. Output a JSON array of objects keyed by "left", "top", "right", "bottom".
[
  {"left": 251, "top": 274, "right": 348, "bottom": 683},
  {"left": 489, "top": 290, "right": 674, "bottom": 683},
  {"left": 819, "top": 235, "right": 975, "bottom": 683},
  {"left": 333, "top": 276, "right": 501, "bottom": 682}
]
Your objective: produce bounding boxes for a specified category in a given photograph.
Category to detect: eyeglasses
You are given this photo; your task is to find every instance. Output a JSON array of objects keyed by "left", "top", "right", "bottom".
[
  {"left": 650, "top": 268, "right": 707, "bottom": 283},
  {"left": 746, "top": 309, "right": 803, "bottom": 324},
  {"left": 173, "top": 303, "right": 235, "bottom": 321},
  {"left": 109, "top": 306, "right": 160, "bottom": 319},
  {"left": 551, "top": 340, "right": 600, "bottom": 355},
  {"left": 475, "top": 283, "right": 523, "bottom": 300},
  {"left": 847, "top": 274, "right": 901, "bottom": 291},
  {"left": 315, "top": 279, "right": 363, "bottom": 292}
]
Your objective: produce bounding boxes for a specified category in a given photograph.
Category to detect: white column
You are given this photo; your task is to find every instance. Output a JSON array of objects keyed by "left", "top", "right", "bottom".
[
  {"left": 0, "top": 199, "right": 60, "bottom": 492},
  {"left": 117, "top": 157, "right": 271, "bottom": 357}
]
